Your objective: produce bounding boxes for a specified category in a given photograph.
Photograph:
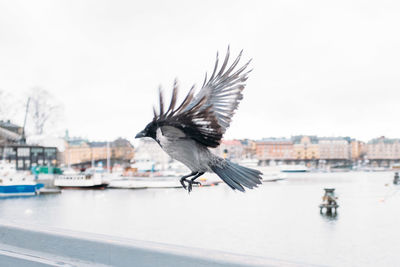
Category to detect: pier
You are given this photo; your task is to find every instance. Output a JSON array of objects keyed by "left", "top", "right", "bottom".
[{"left": 0, "top": 221, "right": 307, "bottom": 267}]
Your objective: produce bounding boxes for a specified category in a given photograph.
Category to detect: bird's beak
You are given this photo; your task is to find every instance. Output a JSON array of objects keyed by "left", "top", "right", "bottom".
[{"left": 135, "top": 130, "right": 146, "bottom": 139}]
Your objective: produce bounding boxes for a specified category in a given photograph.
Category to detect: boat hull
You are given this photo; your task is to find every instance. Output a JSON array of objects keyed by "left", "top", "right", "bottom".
[
  {"left": 0, "top": 184, "right": 40, "bottom": 197},
  {"left": 280, "top": 170, "right": 308, "bottom": 173},
  {"left": 108, "top": 176, "right": 220, "bottom": 189},
  {"left": 57, "top": 183, "right": 108, "bottom": 190}
]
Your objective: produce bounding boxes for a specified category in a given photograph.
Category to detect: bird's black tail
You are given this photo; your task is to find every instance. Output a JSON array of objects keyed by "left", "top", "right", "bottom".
[{"left": 210, "top": 160, "right": 263, "bottom": 192}]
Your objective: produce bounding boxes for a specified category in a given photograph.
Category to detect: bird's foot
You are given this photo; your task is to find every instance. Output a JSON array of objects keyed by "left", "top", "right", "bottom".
[
  {"left": 180, "top": 178, "right": 201, "bottom": 193},
  {"left": 187, "top": 180, "right": 201, "bottom": 193},
  {"left": 180, "top": 177, "right": 188, "bottom": 190}
]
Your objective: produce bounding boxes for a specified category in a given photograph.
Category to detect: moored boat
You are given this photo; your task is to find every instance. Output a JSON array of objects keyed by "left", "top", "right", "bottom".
[
  {"left": 108, "top": 175, "right": 219, "bottom": 189},
  {"left": 54, "top": 167, "right": 109, "bottom": 189},
  {"left": 279, "top": 164, "right": 309, "bottom": 173},
  {"left": 0, "top": 161, "right": 43, "bottom": 197}
]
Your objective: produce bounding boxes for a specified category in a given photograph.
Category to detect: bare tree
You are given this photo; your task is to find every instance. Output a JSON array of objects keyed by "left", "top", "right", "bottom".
[{"left": 28, "top": 87, "right": 63, "bottom": 135}]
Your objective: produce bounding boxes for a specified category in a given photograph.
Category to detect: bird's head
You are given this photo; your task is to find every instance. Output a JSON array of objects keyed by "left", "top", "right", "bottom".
[{"left": 135, "top": 121, "right": 157, "bottom": 140}]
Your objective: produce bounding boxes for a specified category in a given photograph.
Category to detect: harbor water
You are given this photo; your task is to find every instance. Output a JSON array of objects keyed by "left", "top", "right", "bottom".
[{"left": 1, "top": 171, "right": 399, "bottom": 267}]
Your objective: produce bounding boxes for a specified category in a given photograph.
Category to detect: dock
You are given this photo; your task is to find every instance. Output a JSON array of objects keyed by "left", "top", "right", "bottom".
[
  {"left": 39, "top": 188, "right": 62, "bottom": 194},
  {"left": 0, "top": 221, "right": 310, "bottom": 267}
]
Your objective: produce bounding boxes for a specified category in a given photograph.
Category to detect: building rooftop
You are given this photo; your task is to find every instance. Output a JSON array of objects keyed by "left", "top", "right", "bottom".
[
  {"left": 318, "top": 136, "right": 352, "bottom": 142},
  {"left": 0, "top": 120, "right": 20, "bottom": 128},
  {"left": 291, "top": 135, "right": 319, "bottom": 144},
  {"left": 0, "top": 126, "right": 21, "bottom": 143},
  {"left": 221, "top": 139, "right": 242, "bottom": 146},
  {"left": 111, "top": 137, "right": 133, "bottom": 148},
  {"left": 88, "top": 138, "right": 133, "bottom": 148},
  {"left": 258, "top": 137, "right": 292, "bottom": 143},
  {"left": 0, "top": 120, "right": 22, "bottom": 134},
  {"left": 368, "top": 136, "right": 400, "bottom": 144},
  {"left": 67, "top": 138, "right": 89, "bottom": 147}
]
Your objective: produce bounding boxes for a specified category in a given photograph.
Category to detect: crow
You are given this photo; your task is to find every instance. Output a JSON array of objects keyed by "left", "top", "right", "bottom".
[{"left": 135, "top": 47, "right": 263, "bottom": 192}]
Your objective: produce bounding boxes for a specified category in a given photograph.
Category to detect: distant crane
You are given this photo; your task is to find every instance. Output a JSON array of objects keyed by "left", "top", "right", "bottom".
[{"left": 20, "top": 97, "right": 31, "bottom": 144}]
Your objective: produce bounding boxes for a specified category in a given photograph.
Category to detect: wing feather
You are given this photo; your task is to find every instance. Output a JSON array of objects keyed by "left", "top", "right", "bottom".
[
  {"left": 165, "top": 80, "right": 178, "bottom": 116},
  {"left": 187, "top": 47, "right": 251, "bottom": 136},
  {"left": 152, "top": 47, "right": 251, "bottom": 148},
  {"left": 158, "top": 86, "right": 164, "bottom": 116}
]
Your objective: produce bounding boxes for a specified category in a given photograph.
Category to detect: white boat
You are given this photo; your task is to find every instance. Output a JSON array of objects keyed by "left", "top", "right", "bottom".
[
  {"left": 108, "top": 175, "right": 219, "bottom": 189},
  {"left": 108, "top": 177, "right": 180, "bottom": 189},
  {"left": 279, "top": 164, "right": 309, "bottom": 173},
  {"left": 54, "top": 167, "right": 109, "bottom": 189},
  {"left": 371, "top": 167, "right": 388, "bottom": 172},
  {"left": 0, "top": 161, "right": 43, "bottom": 196}
]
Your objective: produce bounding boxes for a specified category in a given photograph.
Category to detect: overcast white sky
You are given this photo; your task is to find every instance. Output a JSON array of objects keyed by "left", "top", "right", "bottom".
[{"left": 0, "top": 0, "right": 399, "bottom": 143}]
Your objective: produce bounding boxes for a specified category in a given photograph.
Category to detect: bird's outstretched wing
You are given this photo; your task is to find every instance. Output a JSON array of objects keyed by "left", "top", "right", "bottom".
[
  {"left": 183, "top": 47, "right": 252, "bottom": 134},
  {"left": 153, "top": 48, "right": 251, "bottom": 148}
]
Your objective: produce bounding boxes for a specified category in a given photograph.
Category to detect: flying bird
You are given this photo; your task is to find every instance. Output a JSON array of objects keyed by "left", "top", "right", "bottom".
[{"left": 135, "top": 48, "right": 263, "bottom": 192}]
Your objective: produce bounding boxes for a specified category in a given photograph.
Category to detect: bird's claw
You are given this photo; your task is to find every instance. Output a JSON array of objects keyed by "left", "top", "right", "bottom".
[
  {"left": 180, "top": 178, "right": 201, "bottom": 193},
  {"left": 180, "top": 178, "right": 187, "bottom": 190},
  {"left": 187, "top": 180, "right": 201, "bottom": 193}
]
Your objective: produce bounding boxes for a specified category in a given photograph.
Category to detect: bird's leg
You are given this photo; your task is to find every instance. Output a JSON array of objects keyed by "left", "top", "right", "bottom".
[
  {"left": 180, "top": 172, "right": 197, "bottom": 190},
  {"left": 187, "top": 172, "right": 205, "bottom": 193}
]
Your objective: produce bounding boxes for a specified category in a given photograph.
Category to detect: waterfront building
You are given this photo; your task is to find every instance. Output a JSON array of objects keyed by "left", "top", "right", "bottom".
[
  {"left": 133, "top": 138, "right": 174, "bottom": 171},
  {"left": 109, "top": 138, "right": 135, "bottom": 160},
  {"left": 241, "top": 139, "right": 257, "bottom": 159},
  {"left": 64, "top": 138, "right": 91, "bottom": 165},
  {"left": 366, "top": 136, "right": 400, "bottom": 164},
  {"left": 255, "top": 138, "right": 294, "bottom": 161},
  {"left": 63, "top": 137, "right": 134, "bottom": 168},
  {"left": 350, "top": 139, "right": 365, "bottom": 160},
  {"left": 0, "top": 120, "right": 23, "bottom": 135},
  {"left": 0, "top": 120, "right": 59, "bottom": 170},
  {"left": 212, "top": 139, "right": 244, "bottom": 160},
  {"left": 0, "top": 145, "right": 58, "bottom": 170},
  {"left": 211, "top": 139, "right": 257, "bottom": 160},
  {"left": 27, "top": 135, "right": 67, "bottom": 164},
  {"left": 89, "top": 138, "right": 134, "bottom": 164},
  {"left": 292, "top": 135, "right": 319, "bottom": 160},
  {"left": 0, "top": 121, "right": 21, "bottom": 145},
  {"left": 318, "top": 137, "right": 351, "bottom": 160}
]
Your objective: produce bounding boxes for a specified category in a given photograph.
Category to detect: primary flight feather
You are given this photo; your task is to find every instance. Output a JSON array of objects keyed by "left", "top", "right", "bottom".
[{"left": 135, "top": 47, "right": 263, "bottom": 192}]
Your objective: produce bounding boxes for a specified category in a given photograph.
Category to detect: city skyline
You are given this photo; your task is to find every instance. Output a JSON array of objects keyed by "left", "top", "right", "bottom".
[{"left": 2, "top": 118, "right": 400, "bottom": 144}]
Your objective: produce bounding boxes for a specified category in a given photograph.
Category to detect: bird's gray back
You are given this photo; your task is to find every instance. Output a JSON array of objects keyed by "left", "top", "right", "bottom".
[{"left": 156, "top": 127, "right": 214, "bottom": 172}]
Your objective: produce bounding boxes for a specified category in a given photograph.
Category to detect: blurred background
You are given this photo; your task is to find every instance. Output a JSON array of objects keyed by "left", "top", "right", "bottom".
[{"left": 1, "top": 1, "right": 400, "bottom": 266}]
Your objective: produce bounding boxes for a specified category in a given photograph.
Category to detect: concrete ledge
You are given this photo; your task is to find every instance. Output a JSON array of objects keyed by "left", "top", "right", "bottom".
[{"left": 0, "top": 221, "right": 308, "bottom": 267}]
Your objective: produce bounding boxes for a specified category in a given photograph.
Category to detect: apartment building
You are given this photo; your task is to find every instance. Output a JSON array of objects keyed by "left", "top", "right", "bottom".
[
  {"left": 366, "top": 136, "right": 400, "bottom": 159},
  {"left": 255, "top": 138, "right": 294, "bottom": 160},
  {"left": 318, "top": 137, "right": 351, "bottom": 160},
  {"left": 64, "top": 137, "right": 134, "bottom": 166},
  {"left": 292, "top": 135, "right": 319, "bottom": 160}
]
